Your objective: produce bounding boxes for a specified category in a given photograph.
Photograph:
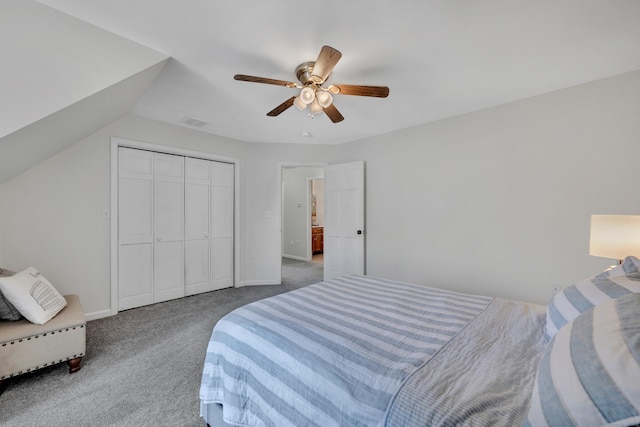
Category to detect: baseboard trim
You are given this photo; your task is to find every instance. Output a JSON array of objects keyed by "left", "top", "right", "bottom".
[
  {"left": 84, "top": 309, "right": 114, "bottom": 321},
  {"left": 282, "top": 254, "right": 309, "bottom": 262},
  {"left": 237, "top": 279, "right": 281, "bottom": 287}
]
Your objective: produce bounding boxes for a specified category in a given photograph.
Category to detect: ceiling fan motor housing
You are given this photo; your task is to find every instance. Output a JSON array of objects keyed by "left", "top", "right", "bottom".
[{"left": 296, "top": 62, "right": 321, "bottom": 85}]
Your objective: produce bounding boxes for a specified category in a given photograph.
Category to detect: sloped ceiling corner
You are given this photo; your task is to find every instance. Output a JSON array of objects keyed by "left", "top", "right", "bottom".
[{"left": 0, "top": 0, "right": 169, "bottom": 182}]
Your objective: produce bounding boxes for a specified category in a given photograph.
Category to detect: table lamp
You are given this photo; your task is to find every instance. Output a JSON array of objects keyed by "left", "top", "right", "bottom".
[{"left": 589, "top": 214, "right": 640, "bottom": 264}]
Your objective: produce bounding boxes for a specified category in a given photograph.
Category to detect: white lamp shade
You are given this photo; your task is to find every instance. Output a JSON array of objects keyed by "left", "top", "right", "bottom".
[
  {"left": 293, "top": 96, "right": 307, "bottom": 111},
  {"left": 589, "top": 214, "right": 640, "bottom": 260},
  {"left": 299, "top": 86, "right": 315, "bottom": 105},
  {"left": 316, "top": 91, "right": 333, "bottom": 108}
]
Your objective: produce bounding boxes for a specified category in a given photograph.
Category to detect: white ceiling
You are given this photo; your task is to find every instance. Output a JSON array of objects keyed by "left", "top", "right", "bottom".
[{"left": 15, "top": 1, "right": 640, "bottom": 148}]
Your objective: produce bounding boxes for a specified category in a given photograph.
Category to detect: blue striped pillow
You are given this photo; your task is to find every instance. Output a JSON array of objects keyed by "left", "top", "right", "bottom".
[
  {"left": 526, "top": 292, "right": 640, "bottom": 427},
  {"left": 546, "top": 256, "right": 640, "bottom": 338}
]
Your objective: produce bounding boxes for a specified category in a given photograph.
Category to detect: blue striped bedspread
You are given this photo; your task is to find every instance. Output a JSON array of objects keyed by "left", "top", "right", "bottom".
[{"left": 199, "top": 275, "right": 544, "bottom": 426}]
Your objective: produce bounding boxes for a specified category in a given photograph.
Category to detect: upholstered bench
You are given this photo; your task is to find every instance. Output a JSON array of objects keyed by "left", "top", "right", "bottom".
[{"left": 0, "top": 294, "right": 86, "bottom": 393}]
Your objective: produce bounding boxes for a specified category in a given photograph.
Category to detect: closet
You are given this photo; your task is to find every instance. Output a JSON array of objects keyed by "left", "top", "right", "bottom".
[{"left": 118, "top": 147, "right": 233, "bottom": 311}]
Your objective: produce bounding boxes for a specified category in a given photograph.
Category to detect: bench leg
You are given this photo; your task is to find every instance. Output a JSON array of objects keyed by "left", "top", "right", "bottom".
[
  {"left": 0, "top": 358, "right": 83, "bottom": 396},
  {"left": 67, "top": 357, "right": 83, "bottom": 374}
]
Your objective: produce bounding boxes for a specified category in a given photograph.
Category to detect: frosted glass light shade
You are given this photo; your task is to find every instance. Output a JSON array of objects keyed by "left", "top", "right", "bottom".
[
  {"left": 316, "top": 91, "right": 333, "bottom": 108},
  {"left": 293, "top": 96, "right": 307, "bottom": 111},
  {"left": 309, "top": 100, "right": 323, "bottom": 115},
  {"left": 299, "top": 86, "right": 315, "bottom": 104},
  {"left": 589, "top": 215, "right": 640, "bottom": 261}
]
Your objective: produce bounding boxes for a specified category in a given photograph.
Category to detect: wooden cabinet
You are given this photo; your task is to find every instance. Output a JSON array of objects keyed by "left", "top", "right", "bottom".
[{"left": 312, "top": 226, "right": 324, "bottom": 254}]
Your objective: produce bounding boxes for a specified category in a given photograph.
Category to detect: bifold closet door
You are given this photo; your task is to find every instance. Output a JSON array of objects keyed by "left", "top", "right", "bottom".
[
  {"left": 185, "top": 158, "right": 211, "bottom": 295},
  {"left": 118, "top": 148, "right": 185, "bottom": 310},
  {"left": 118, "top": 148, "right": 154, "bottom": 310},
  {"left": 153, "top": 153, "right": 185, "bottom": 303},
  {"left": 119, "top": 147, "right": 232, "bottom": 310},
  {"left": 185, "top": 158, "right": 234, "bottom": 295},
  {"left": 210, "top": 161, "right": 234, "bottom": 290}
]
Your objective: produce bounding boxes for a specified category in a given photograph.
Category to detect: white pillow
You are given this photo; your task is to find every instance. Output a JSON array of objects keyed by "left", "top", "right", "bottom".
[
  {"left": 0, "top": 267, "right": 67, "bottom": 324},
  {"left": 526, "top": 292, "right": 640, "bottom": 427}
]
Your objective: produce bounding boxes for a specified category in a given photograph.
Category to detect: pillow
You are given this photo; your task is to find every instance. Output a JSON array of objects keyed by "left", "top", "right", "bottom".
[
  {"left": 0, "top": 267, "right": 67, "bottom": 325},
  {"left": 546, "top": 256, "right": 640, "bottom": 338},
  {"left": 525, "top": 292, "right": 640, "bottom": 427},
  {"left": 0, "top": 268, "right": 23, "bottom": 321}
]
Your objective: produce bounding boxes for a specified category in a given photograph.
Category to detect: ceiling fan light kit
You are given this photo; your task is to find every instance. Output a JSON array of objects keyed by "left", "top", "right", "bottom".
[
  {"left": 299, "top": 86, "right": 316, "bottom": 104},
  {"left": 317, "top": 91, "right": 333, "bottom": 108},
  {"left": 234, "top": 45, "right": 389, "bottom": 123}
]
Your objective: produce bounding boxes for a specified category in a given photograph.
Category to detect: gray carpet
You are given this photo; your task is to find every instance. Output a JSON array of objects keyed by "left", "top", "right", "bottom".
[
  {"left": 0, "top": 259, "right": 322, "bottom": 427},
  {"left": 281, "top": 256, "right": 323, "bottom": 287}
]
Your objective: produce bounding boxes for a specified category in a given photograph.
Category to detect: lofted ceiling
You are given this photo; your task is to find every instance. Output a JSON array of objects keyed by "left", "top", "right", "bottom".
[{"left": 1, "top": 1, "right": 640, "bottom": 181}]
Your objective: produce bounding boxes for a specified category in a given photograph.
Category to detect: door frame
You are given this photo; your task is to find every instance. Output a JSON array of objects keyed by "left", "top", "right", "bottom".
[
  {"left": 277, "top": 162, "right": 327, "bottom": 283},
  {"left": 110, "top": 137, "right": 240, "bottom": 316},
  {"left": 308, "top": 176, "right": 324, "bottom": 260}
]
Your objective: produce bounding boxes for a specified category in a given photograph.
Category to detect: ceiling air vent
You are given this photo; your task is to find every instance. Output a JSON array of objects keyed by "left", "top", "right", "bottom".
[{"left": 180, "top": 116, "right": 209, "bottom": 128}]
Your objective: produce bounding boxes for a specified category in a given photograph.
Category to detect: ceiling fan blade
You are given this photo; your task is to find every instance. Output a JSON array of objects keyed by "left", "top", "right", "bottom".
[
  {"left": 323, "top": 104, "right": 344, "bottom": 123},
  {"left": 310, "top": 45, "right": 342, "bottom": 84},
  {"left": 328, "top": 84, "right": 389, "bottom": 98},
  {"left": 267, "top": 97, "right": 296, "bottom": 117},
  {"left": 234, "top": 74, "right": 299, "bottom": 88}
]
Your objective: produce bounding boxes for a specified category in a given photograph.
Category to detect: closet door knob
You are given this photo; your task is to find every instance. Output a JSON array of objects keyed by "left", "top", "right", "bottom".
[
  {"left": 156, "top": 237, "right": 162, "bottom": 242},
  {"left": 204, "top": 234, "right": 209, "bottom": 239}
]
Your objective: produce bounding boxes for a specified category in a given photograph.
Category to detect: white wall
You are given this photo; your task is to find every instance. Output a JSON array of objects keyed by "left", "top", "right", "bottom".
[
  {"left": 282, "top": 167, "right": 323, "bottom": 260},
  {"left": 0, "top": 0, "right": 168, "bottom": 139},
  {"left": 0, "top": 115, "right": 339, "bottom": 318},
  {"left": 1, "top": 70, "right": 638, "bottom": 319},
  {"left": 237, "top": 146, "right": 337, "bottom": 286},
  {"left": 0, "top": 116, "right": 251, "bottom": 318},
  {"left": 339, "top": 69, "right": 640, "bottom": 304},
  {"left": 0, "top": 183, "right": 4, "bottom": 266}
]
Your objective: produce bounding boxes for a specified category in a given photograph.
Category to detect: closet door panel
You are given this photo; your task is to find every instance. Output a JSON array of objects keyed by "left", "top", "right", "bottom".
[
  {"left": 154, "top": 153, "right": 185, "bottom": 302},
  {"left": 185, "top": 158, "right": 212, "bottom": 295},
  {"left": 210, "top": 162, "right": 234, "bottom": 290},
  {"left": 119, "top": 179, "right": 152, "bottom": 244},
  {"left": 119, "top": 243, "right": 153, "bottom": 310},
  {"left": 118, "top": 148, "right": 154, "bottom": 310},
  {"left": 211, "top": 185, "right": 233, "bottom": 237},
  {"left": 154, "top": 240, "right": 184, "bottom": 302},
  {"left": 185, "top": 239, "right": 210, "bottom": 295},
  {"left": 211, "top": 238, "right": 233, "bottom": 289}
]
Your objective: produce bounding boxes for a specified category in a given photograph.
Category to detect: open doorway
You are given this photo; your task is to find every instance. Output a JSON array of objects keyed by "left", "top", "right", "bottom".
[
  {"left": 310, "top": 177, "right": 324, "bottom": 264},
  {"left": 281, "top": 166, "right": 324, "bottom": 288}
]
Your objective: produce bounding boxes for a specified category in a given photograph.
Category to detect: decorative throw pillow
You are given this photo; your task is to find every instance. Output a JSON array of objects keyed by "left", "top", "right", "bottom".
[
  {"left": 0, "top": 268, "right": 23, "bottom": 321},
  {"left": 546, "top": 256, "right": 640, "bottom": 338},
  {"left": 526, "top": 292, "right": 640, "bottom": 427},
  {"left": 0, "top": 267, "right": 67, "bottom": 325}
]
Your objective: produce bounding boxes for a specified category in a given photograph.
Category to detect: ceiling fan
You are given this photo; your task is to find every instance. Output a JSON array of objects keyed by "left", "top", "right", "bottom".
[{"left": 234, "top": 45, "right": 389, "bottom": 123}]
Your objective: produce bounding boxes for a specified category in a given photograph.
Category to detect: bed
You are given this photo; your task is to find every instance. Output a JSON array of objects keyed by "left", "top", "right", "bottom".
[{"left": 200, "top": 261, "right": 640, "bottom": 427}]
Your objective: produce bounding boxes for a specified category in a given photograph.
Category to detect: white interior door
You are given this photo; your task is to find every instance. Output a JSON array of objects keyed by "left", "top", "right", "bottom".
[
  {"left": 210, "top": 161, "right": 234, "bottom": 290},
  {"left": 323, "top": 161, "right": 365, "bottom": 280},
  {"left": 185, "top": 158, "right": 211, "bottom": 295},
  {"left": 153, "top": 153, "right": 185, "bottom": 303},
  {"left": 118, "top": 148, "right": 154, "bottom": 310}
]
